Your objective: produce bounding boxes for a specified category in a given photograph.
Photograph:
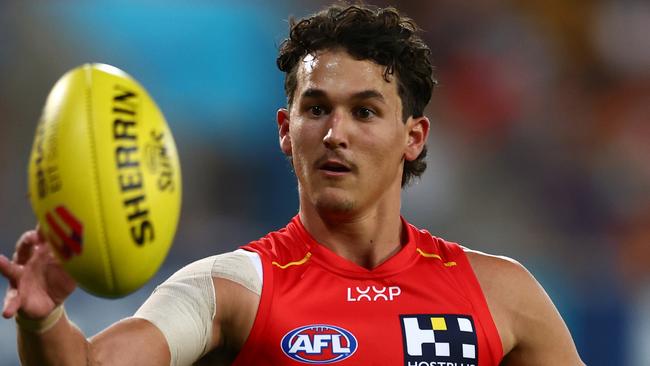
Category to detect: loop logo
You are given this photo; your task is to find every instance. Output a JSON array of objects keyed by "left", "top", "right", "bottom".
[
  {"left": 281, "top": 324, "right": 358, "bottom": 364},
  {"left": 347, "top": 286, "right": 401, "bottom": 302}
]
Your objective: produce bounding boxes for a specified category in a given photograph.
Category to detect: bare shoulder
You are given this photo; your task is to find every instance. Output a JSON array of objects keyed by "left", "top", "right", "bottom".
[
  {"left": 462, "top": 249, "right": 525, "bottom": 356},
  {"left": 463, "top": 248, "right": 529, "bottom": 288},
  {"left": 463, "top": 249, "right": 537, "bottom": 312},
  {"left": 462, "top": 248, "right": 585, "bottom": 365}
]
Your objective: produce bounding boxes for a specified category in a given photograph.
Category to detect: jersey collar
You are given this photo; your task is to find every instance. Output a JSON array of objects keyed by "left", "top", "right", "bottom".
[{"left": 288, "top": 215, "right": 420, "bottom": 279}]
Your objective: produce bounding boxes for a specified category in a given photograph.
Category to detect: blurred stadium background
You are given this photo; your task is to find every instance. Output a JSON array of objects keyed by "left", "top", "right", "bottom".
[{"left": 1, "top": 0, "right": 649, "bottom": 365}]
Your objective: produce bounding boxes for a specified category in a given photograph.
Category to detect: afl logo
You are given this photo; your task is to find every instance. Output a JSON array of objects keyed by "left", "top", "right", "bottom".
[{"left": 281, "top": 324, "right": 358, "bottom": 364}]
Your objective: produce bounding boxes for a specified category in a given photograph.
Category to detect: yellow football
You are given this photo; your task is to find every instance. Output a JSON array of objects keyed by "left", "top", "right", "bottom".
[{"left": 27, "top": 64, "right": 182, "bottom": 298}]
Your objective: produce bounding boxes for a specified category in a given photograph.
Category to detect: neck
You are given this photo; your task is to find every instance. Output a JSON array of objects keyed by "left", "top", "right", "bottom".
[{"left": 299, "top": 197, "right": 405, "bottom": 270}]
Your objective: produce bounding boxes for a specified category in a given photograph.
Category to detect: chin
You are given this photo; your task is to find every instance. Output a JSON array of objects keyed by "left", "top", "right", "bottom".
[{"left": 314, "top": 190, "right": 356, "bottom": 215}]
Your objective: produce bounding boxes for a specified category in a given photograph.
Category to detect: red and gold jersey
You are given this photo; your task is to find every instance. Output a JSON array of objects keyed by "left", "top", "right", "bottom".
[{"left": 234, "top": 216, "right": 503, "bottom": 366}]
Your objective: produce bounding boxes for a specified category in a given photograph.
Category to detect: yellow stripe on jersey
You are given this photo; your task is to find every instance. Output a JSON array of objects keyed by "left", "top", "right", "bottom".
[
  {"left": 416, "top": 248, "right": 457, "bottom": 267},
  {"left": 272, "top": 252, "right": 312, "bottom": 269}
]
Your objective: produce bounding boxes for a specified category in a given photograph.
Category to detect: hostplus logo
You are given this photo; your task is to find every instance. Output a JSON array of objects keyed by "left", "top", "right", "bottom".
[{"left": 400, "top": 314, "right": 478, "bottom": 366}]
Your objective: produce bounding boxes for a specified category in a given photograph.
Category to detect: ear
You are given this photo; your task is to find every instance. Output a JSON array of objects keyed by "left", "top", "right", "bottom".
[
  {"left": 277, "top": 108, "right": 292, "bottom": 156},
  {"left": 404, "top": 116, "right": 430, "bottom": 161}
]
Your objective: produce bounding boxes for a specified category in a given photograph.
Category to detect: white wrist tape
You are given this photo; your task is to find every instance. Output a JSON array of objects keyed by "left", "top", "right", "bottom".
[
  {"left": 15, "top": 305, "right": 65, "bottom": 334},
  {"left": 134, "top": 249, "right": 262, "bottom": 366}
]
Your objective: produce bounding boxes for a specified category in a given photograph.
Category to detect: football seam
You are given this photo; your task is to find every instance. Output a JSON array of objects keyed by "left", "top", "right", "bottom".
[{"left": 84, "top": 64, "right": 116, "bottom": 294}]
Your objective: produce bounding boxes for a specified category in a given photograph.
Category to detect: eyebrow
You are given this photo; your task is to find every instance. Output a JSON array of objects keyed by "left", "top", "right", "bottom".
[{"left": 301, "top": 88, "right": 386, "bottom": 103}]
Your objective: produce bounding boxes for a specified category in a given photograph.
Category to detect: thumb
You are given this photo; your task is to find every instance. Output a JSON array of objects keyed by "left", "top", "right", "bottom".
[{"left": 2, "top": 287, "right": 21, "bottom": 319}]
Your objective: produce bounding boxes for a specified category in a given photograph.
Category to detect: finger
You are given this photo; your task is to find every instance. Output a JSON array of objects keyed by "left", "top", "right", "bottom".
[
  {"left": 0, "top": 255, "right": 23, "bottom": 285},
  {"left": 14, "top": 230, "right": 40, "bottom": 265},
  {"left": 30, "top": 243, "right": 53, "bottom": 266},
  {"left": 2, "top": 287, "right": 21, "bottom": 319},
  {"left": 15, "top": 230, "right": 38, "bottom": 250},
  {"left": 36, "top": 224, "right": 46, "bottom": 242}
]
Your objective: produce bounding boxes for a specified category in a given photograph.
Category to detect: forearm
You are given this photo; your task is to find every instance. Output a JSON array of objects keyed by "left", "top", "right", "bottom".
[{"left": 17, "top": 308, "right": 91, "bottom": 366}]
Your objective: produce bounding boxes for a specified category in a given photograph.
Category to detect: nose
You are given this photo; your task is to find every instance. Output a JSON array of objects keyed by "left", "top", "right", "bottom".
[{"left": 323, "top": 111, "right": 349, "bottom": 150}]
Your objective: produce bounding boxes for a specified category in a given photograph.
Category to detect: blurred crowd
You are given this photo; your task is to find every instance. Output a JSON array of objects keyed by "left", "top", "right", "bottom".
[{"left": 0, "top": 1, "right": 648, "bottom": 365}]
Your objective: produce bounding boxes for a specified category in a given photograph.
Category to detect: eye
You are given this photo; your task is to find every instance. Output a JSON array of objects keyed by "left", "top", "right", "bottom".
[
  {"left": 355, "top": 107, "right": 376, "bottom": 120},
  {"left": 309, "top": 105, "right": 325, "bottom": 117}
]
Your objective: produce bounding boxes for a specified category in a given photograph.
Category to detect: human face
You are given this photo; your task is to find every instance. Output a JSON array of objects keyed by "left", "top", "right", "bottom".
[{"left": 278, "top": 49, "right": 428, "bottom": 218}]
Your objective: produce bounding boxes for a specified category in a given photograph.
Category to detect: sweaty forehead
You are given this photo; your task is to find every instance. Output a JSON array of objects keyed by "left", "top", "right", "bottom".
[{"left": 294, "top": 49, "right": 398, "bottom": 99}]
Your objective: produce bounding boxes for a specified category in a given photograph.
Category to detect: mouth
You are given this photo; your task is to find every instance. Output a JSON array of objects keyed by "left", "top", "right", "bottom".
[{"left": 318, "top": 160, "right": 352, "bottom": 175}]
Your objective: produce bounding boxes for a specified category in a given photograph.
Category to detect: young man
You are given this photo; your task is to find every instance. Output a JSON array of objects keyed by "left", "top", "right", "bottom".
[{"left": 0, "top": 4, "right": 584, "bottom": 365}]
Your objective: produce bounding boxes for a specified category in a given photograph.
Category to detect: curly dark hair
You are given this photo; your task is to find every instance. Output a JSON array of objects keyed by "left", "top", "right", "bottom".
[{"left": 277, "top": 4, "right": 436, "bottom": 186}]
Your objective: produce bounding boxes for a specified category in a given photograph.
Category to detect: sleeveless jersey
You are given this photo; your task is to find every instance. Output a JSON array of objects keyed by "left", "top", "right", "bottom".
[{"left": 234, "top": 216, "right": 503, "bottom": 366}]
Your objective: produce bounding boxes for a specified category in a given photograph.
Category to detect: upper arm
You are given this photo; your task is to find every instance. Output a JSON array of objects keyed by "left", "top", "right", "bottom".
[
  {"left": 208, "top": 277, "right": 260, "bottom": 352},
  {"left": 89, "top": 317, "right": 170, "bottom": 365},
  {"left": 466, "top": 250, "right": 585, "bottom": 365},
  {"left": 123, "top": 252, "right": 261, "bottom": 366}
]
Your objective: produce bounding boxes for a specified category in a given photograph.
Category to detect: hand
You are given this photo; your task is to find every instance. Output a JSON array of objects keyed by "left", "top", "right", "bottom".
[{"left": 0, "top": 228, "right": 76, "bottom": 319}]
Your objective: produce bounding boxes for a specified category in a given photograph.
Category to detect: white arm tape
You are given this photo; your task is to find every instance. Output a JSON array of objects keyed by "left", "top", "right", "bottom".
[{"left": 133, "top": 249, "right": 262, "bottom": 366}]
